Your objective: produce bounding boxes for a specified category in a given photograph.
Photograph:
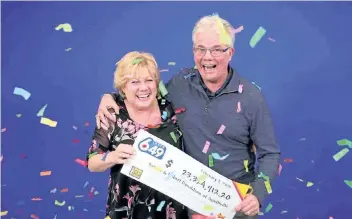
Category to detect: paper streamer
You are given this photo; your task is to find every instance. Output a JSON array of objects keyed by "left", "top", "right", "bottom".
[
  {"left": 216, "top": 125, "right": 226, "bottom": 134},
  {"left": 202, "top": 141, "right": 210, "bottom": 154},
  {"left": 13, "top": 87, "right": 31, "bottom": 100},
  {"left": 156, "top": 201, "right": 166, "bottom": 211}
]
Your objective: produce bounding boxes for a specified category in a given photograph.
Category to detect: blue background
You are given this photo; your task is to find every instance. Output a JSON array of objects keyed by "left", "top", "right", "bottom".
[{"left": 2, "top": 1, "right": 352, "bottom": 219}]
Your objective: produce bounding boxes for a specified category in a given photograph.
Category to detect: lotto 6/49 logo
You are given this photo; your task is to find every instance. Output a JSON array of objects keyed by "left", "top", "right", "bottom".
[{"left": 138, "top": 137, "right": 166, "bottom": 160}]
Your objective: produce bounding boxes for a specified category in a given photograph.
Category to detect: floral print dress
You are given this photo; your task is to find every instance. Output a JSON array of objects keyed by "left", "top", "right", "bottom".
[{"left": 86, "top": 96, "right": 187, "bottom": 219}]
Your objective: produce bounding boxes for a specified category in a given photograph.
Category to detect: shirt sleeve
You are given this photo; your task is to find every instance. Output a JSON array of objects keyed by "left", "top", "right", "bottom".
[{"left": 249, "top": 92, "right": 281, "bottom": 207}]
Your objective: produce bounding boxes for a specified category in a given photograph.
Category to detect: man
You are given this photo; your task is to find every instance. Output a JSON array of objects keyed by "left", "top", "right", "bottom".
[{"left": 96, "top": 14, "right": 280, "bottom": 219}]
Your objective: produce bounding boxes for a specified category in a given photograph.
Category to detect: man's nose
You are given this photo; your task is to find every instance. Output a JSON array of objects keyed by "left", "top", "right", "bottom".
[{"left": 203, "top": 49, "right": 213, "bottom": 60}]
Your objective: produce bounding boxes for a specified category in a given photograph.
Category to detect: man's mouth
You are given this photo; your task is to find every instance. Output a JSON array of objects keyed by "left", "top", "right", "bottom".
[{"left": 202, "top": 64, "right": 217, "bottom": 72}]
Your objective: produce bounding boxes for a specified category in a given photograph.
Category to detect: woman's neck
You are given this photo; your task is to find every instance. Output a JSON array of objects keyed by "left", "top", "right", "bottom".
[{"left": 124, "top": 99, "right": 161, "bottom": 126}]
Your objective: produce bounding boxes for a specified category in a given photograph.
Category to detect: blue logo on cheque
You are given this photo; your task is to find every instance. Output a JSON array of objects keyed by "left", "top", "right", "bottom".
[{"left": 138, "top": 137, "right": 166, "bottom": 159}]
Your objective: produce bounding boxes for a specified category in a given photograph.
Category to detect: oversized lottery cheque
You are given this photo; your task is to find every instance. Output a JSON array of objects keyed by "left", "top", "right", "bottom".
[{"left": 120, "top": 130, "right": 250, "bottom": 219}]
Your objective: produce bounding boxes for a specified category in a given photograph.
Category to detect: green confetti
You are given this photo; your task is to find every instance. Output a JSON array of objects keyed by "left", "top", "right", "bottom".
[
  {"left": 37, "top": 104, "right": 48, "bottom": 117},
  {"left": 306, "top": 181, "right": 314, "bottom": 187},
  {"left": 333, "top": 148, "right": 349, "bottom": 161},
  {"left": 88, "top": 152, "right": 98, "bottom": 159},
  {"left": 132, "top": 58, "right": 143, "bottom": 65},
  {"left": 249, "top": 26, "right": 266, "bottom": 48},
  {"left": 265, "top": 202, "right": 273, "bottom": 213},
  {"left": 158, "top": 80, "right": 168, "bottom": 97},
  {"left": 344, "top": 180, "right": 352, "bottom": 188},
  {"left": 337, "top": 139, "right": 352, "bottom": 148},
  {"left": 258, "top": 172, "right": 270, "bottom": 181},
  {"left": 169, "top": 132, "right": 177, "bottom": 143},
  {"left": 168, "top": 62, "right": 176, "bottom": 66},
  {"left": 209, "top": 155, "right": 214, "bottom": 167}
]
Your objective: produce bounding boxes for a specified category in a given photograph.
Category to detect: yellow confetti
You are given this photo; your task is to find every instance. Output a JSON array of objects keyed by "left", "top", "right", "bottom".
[
  {"left": 40, "top": 170, "right": 51, "bottom": 176},
  {"left": 198, "top": 174, "right": 207, "bottom": 183},
  {"left": 244, "top": 160, "right": 249, "bottom": 172},
  {"left": 40, "top": 117, "right": 57, "bottom": 127},
  {"left": 55, "top": 23, "right": 73, "bottom": 32},
  {"left": 105, "top": 216, "right": 111, "bottom": 219},
  {"left": 333, "top": 148, "right": 349, "bottom": 161},
  {"left": 203, "top": 204, "right": 214, "bottom": 211},
  {"left": 264, "top": 180, "right": 272, "bottom": 194},
  {"left": 215, "top": 16, "right": 231, "bottom": 45},
  {"left": 1, "top": 211, "right": 8, "bottom": 216},
  {"left": 54, "top": 200, "right": 66, "bottom": 206},
  {"left": 152, "top": 166, "right": 163, "bottom": 172},
  {"left": 306, "top": 181, "right": 314, "bottom": 187}
]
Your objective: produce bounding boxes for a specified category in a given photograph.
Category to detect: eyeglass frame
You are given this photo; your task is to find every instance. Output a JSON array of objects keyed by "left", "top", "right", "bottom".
[{"left": 193, "top": 46, "right": 231, "bottom": 57}]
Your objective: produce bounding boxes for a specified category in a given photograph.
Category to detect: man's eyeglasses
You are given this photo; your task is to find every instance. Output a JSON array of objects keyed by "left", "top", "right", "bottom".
[{"left": 193, "top": 47, "right": 230, "bottom": 57}]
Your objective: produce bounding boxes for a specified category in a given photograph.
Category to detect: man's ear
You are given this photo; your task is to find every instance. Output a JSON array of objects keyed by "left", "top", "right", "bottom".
[{"left": 229, "top": 48, "right": 235, "bottom": 62}]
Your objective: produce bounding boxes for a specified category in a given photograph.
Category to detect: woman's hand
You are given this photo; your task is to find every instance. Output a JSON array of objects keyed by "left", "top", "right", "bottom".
[{"left": 106, "top": 144, "right": 136, "bottom": 164}]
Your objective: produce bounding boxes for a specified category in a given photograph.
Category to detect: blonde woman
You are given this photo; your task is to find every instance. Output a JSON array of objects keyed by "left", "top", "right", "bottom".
[{"left": 86, "top": 51, "right": 187, "bottom": 219}]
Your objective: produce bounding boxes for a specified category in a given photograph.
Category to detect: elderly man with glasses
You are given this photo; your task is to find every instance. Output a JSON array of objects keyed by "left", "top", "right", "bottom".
[{"left": 95, "top": 14, "right": 281, "bottom": 219}]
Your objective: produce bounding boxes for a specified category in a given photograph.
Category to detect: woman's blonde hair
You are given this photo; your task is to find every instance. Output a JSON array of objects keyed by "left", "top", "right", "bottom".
[{"left": 114, "top": 51, "right": 160, "bottom": 98}]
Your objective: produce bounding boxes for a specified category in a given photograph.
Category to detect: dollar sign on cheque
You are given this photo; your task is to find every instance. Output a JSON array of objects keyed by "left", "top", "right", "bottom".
[{"left": 165, "top": 160, "right": 173, "bottom": 168}]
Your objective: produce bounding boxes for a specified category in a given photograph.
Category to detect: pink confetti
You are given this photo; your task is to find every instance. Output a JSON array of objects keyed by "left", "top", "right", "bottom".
[
  {"left": 233, "top": 25, "right": 244, "bottom": 34},
  {"left": 268, "top": 37, "right": 276, "bottom": 42},
  {"left": 238, "top": 84, "right": 243, "bottom": 93},
  {"left": 236, "top": 102, "right": 241, "bottom": 113},
  {"left": 159, "top": 69, "right": 169, "bottom": 72},
  {"left": 278, "top": 164, "right": 282, "bottom": 175},
  {"left": 202, "top": 141, "right": 210, "bottom": 154},
  {"left": 75, "top": 158, "right": 87, "bottom": 167},
  {"left": 216, "top": 125, "right": 226, "bottom": 134},
  {"left": 1, "top": 128, "right": 6, "bottom": 132}
]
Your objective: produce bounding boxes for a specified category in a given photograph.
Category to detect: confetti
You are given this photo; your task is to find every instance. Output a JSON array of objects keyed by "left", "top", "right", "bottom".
[
  {"left": 16, "top": 114, "right": 22, "bottom": 117},
  {"left": 278, "top": 164, "right": 282, "bottom": 175},
  {"left": 83, "top": 181, "right": 89, "bottom": 188},
  {"left": 169, "top": 132, "right": 177, "bottom": 143},
  {"left": 202, "top": 141, "right": 210, "bottom": 154},
  {"left": 159, "top": 69, "right": 169, "bottom": 72},
  {"left": 268, "top": 37, "right": 276, "bottom": 42},
  {"left": 249, "top": 26, "right": 266, "bottom": 48},
  {"left": 215, "top": 15, "right": 231, "bottom": 45},
  {"left": 306, "top": 182, "right": 314, "bottom": 187},
  {"left": 258, "top": 172, "right": 270, "bottom": 181},
  {"left": 84, "top": 122, "right": 90, "bottom": 126},
  {"left": 13, "top": 87, "right": 31, "bottom": 100},
  {"left": 161, "top": 111, "right": 168, "bottom": 120},
  {"left": 68, "top": 206, "right": 75, "bottom": 211},
  {"left": 156, "top": 201, "right": 166, "bottom": 211},
  {"left": 1, "top": 211, "right": 8, "bottom": 216},
  {"left": 60, "top": 188, "right": 68, "bottom": 193},
  {"left": 175, "top": 107, "right": 186, "bottom": 114},
  {"left": 344, "top": 180, "right": 352, "bottom": 188},
  {"left": 105, "top": 216, "right": 112, "bottom": 219},
  {"left": 238, "top": 84, "right": 243, "bottom": 93},
  {"left": 296, "top": 177, "right": 304, "bottom": 182},
  {"left": 337, "top": 139, "right": 352, "bottom": 148},
  {"left": 55, "top": 23, "right": 73, "bottom": 32},
  {"left": 75, "top": 195, "right": 84, "bottom": 198},
  {"left": 198, "top": 174, "right": 207, "bottom": 183},
  {"left": 216, "top": 125, "right": 226, "bottom": 134},
  {"left": 50, "top": 188, "right": 57, "bottom": 193},
  {"left": 168, "top": 62, "right": 176, "bottom": 66},
  {"left": 31, "top": 198, "right": 42, "bottom": 201},
  {"left": 40, "top": 117, "right": 57, "bottom": 127},
  {"left": 158, "top": 80, "right": 168, "bottom": 97},
  {"left": 75, "top": 158, "right": 87, "bottom": 167},
  {"left": 264, "top": 180, "right": 272, "bottom": 194},
  {"left": 244, "top": 160, "right": 249, "bottom": 172},
  {"left": 30, "top": 214, "right": 39, "bottom": 219},
  {"left": 236, "top": 101, "right": 241, "bottom": 113},
  {"left": 281, "top": 210, "right": 288, "bottom": 214},
  {"left": 40, "top": 170, "right": 51, "bottom": 176},
  {"left": 333, "top": 148, "right": 349, "bottom": 161},
  {"left": 211, "top": 153, "right": 229, "bottom": 160},
  {"left": 72, "top": 139, "right": 80, "bottom": 143},
  {"left": 265, "top": 202, "right": 273, "bottom": 213},
  {"left": 1, "top": 128, "right": 6, "bottom": 132},
  {"left": 65, "top": 48, "right": 72, "bottom": 51},
  {"left": 203, "top": 204, "right": 214, "bottom": 211},
  {"left": 251, "top": 82, "right": 261, "bottom": 90},
  {"left": 284, "top": 158, "right": 293, "bottom": 163},
  {"left": 55, "top": 200, "right": 66, "bottom": 206},
  {"left": 233, "top": 25, "right": 244, "bottom": 34},
  {"left": 36, "top": 104, "right": 48, "bottom": 117},
  {"left": 94, "top": 191, "right": 99, "bottom": 195},
  {"left": 209, "top": 154, "right": 214, "bottom": 167},
  {"left": 132, "top": 58, "right": 143, "bottom": 65},
  {"left": 72, "top": 125, "right": 78, "bottom": 130}
]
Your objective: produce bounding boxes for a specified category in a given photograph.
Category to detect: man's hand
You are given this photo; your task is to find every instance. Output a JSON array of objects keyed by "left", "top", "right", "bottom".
[
  {"left": 235, "top": 194, "right": 260, "bottom": 216},
  {"left": 105, "top": 144, "right": 136, "bottom": 164},
  {"left": 96, "top": 94, "right": 120, "bottom": 130}
]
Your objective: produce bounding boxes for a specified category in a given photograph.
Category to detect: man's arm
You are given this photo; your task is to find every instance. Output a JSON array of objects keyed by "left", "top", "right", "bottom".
[{"left": 249, "top": 91, "right": 281, "bottom": 207}]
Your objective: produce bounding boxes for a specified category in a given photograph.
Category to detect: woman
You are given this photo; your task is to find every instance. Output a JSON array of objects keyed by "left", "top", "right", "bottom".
[{"left": 86, "top": 51, "right": 187, "bottom": 219}]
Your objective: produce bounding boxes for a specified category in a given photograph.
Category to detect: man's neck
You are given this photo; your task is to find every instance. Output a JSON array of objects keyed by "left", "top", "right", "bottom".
[{"left": 203, "top": 72, "right": 228, "bottom": 93}]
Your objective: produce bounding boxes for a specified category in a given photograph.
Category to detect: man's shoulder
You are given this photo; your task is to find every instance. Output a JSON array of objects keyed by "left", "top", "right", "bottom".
[
  {"left": 237, "top": 76, "right": 264, "bottom": 103},
  {"left": 170, "top": 67, "right": 198, "bottom": 81}
]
